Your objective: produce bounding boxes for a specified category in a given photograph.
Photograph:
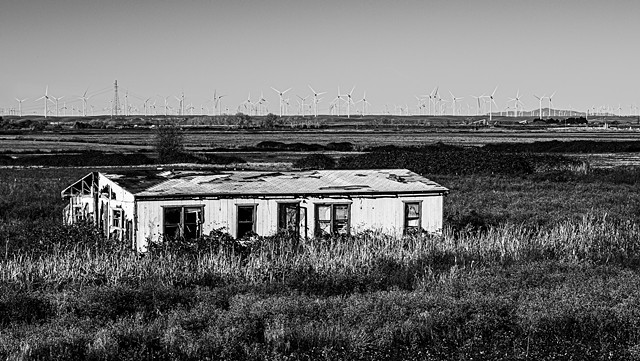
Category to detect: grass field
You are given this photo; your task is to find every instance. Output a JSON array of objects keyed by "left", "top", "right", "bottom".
[
  {"left": 3, "top": 128, "right": 640, "bottom": 153},
  {"left": 3, "top": 124, "right": 640, "bottom": 359},
  {"left": 2, "top": 160, "right": 640, "bottom": 359}
]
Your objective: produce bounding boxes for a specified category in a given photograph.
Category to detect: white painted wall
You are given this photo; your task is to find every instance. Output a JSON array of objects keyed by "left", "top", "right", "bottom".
[{"left": 135, "top": 194, "right": 444, "bottom": 251}]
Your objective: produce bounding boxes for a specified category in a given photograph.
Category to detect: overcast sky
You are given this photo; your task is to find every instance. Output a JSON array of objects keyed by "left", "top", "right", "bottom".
[{"left": 2, "top": 0, "right": 639, "bottom": 116}]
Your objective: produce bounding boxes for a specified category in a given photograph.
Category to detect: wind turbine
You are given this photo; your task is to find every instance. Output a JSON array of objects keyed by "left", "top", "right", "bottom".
[
  {"left": 507, "top": 90, "right": 524, "bottom": 117},
  {"left": 430, "top": 86, "right": 439, "bottom": 115},
  {"left": 35, "top": 86, "right": 53, "bottom": 118},
  {"left": 244, "top": 93, "right": 254, "bottom": 115},
  {"left": 78, "top": 88, "right": 90, "bottom": 117},
  {"left": 357, "top": 92, "right": 371, "bottom": 116},
  {"left": 533, "top": 94, "right": 546, "bottom": 118},
  {"left": 296, "top": 95, "right": 308, "bottom": 116},
  {"left": 143, "top": 98, "right": 151, "bottom": 116},
  {"left": 51, "top": 96, "right": 64, "bottom": 117},
  {"left": 486, "top": 87, "right": 498, "bottom": 122},
  {"left": 163, "top": 96, "right": 171, "bottom": 116},
  {"left": 331, "top": 87, "right": 343, "bottom": 117},
  {"left": 415, "top": 96, "right": 424, "bottom": 115},
  {"left": 174, "top": 92, "right": 185, "bottom": 116},
  {"left": 344, "top": 86, "right": 356, "bottom": 118},
  {"left": 257, "top": 91, "right": 268, "bottom": 115},
  {"left": 548, "top": 91, "right": 556, "bottom": 118},
  {"left": 471, "top": 95, "right": 485, "bottom": 116},
  {"left": 308, "top": 85, "right": 326, "bottom": 117},
  {"left": 271, "top": 87, "right": 291, "bottom": 117},
  {"left": 15, "top": 98, "right": 27, "bottom": 117},
  {"left": 212, "top": 90, "right": 225, "bottom": 116},
  {"left": 449, "top": 91, "right": 463, "bottom": 116}
]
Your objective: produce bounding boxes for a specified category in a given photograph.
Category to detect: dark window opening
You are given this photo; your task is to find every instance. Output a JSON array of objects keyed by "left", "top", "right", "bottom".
[
  {"left": 163, "top": 206, "right": 203, "bottom": 240},
  {"left": 237, "top": 205, "right": 256, "bottom": 239},
  {"left": 315, "top": 203, "right": 350, "bottom": 237},
  {"left": 278, "top": 203, "right": 300, "bottom": 235},
  {"left": 404, "top": 202, "right": 421, "bottom": 234}
]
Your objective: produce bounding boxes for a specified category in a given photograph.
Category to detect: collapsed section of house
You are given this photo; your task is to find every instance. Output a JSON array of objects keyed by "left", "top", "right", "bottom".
[{"left": 62, "top": 169, "right": 449, "bottom": 251}]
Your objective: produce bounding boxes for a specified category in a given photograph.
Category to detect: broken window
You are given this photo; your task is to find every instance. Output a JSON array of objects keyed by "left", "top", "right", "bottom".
[
  {"left": 163, "top": 206, "right": 203, "bottom": 240},
  {"left": 404, "top": 202, "right": 422, "bottom": 234},
  {"left": 315, "top": 203, "right": 350, "bottom": 237},
  {"left": 278, "top": 203, "right": 300, "bottom": 235},
  {"left": 237, "top": 205, "right": 256, "bottom": 239}
]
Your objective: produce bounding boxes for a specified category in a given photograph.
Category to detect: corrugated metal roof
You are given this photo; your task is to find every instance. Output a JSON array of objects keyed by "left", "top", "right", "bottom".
[{"left": 107, "top": 169, "right": 449, "bottom": 198}]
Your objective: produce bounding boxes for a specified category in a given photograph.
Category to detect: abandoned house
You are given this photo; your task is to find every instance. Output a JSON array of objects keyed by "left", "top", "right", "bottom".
[{"left": 61, "top": 169, "right": 449, "bottom": 251}]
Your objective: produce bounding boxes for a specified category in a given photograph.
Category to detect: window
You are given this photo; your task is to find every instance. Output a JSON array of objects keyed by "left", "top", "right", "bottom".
[
  {"left": 112, "top": 209, "right": 123, "bottom": 228},
  {"left": 163, "top": 206, "right": 203, "bottom": 240},
  {"left": 315, "top": 203, "right": 350, "bottom": 237},
  {"left": 404, "top": 202, "right": 422, "bottom": 234},
  {"left": 237, "top": 205, "right": 256, "bottom": 239},
  {"left": 73, "top": 204, "right": 84, "bottom": 222},
  {"left": 278, "top": 203, "right": 300, "bottom": 234}
]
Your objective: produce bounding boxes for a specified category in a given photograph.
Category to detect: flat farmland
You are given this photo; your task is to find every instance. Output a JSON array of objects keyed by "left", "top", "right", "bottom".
[{"left": 2, "top": 128, "right": 640, "bottom": 153}]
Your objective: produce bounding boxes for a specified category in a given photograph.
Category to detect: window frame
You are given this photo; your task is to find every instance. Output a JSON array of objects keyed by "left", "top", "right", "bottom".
[
  {"left": 162, "top": 205, "right": 204, "bottom": 240},
  {"left": 112, "top": 208, "right": 124, "bottom": 229},
  {"left": 236, "top": 204, "right": 257, "bottom": 239},
  {"left": 277, "top": 202, "right": 301, "bottom": 234},
  {"left": 403, "top": 201, "right": 422, "bottom": 234},
  {"left": 314, "top": 203, "right": 351, "bottom": 237}
]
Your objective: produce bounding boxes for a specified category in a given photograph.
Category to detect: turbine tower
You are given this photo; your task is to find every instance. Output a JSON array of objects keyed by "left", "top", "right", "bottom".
[
  {"left": 79, "top": 88, "right": 90, "bottom": 117},
  {"left": 296, "top": 95, "right": 308, "bottom": 116},
  {"left": 534, "top": 94, "right": 546, "bottom": 119},
  {"left": 308, "top": 85, "right": 326, "bottom": 117},
  {"left": 271, "top": 87, "right": 291, "bottom": 117},
  {"left": 356, "top": 92, "right": 371, "bottom": 116},
  {"left": 212, "top": 90, "right": 225, "bottom": 116},
  {"left": 51, "top": 96, "right": 64, "bottom": 117},
  {"left": 15, "top": 98, "right": 27, "bottom": 117},
  {"left": 548, "top": 91, "right": 556, "bottom": 118},
  {"left": 331, "top": 87, "right": 344, "bottom": 117},
  {"left": 449, "top": 91, "right": 463, "bottom": 116},
  {"left": 345, "top": 86, "right": 356, "bottom": 118},
  {"left": 35, "top": 86, "right": 52, "bottom": 118},
  {"left": 487, "top": 87, "right": 498, "bottom": 122},
  {"left": 507, "top": 90, "right": 524, "bottom": 117}
]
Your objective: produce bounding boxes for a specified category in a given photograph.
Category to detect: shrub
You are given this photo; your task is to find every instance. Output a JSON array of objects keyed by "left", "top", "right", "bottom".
[
  {"left": 293, "top": 154, "right": 336, "bottom": 170},
  {"left": 0, "top": 292, "right": 53, "bottom": 325},
  {"left": 154, "top": 124, "right": 185, "bottom": 163}
]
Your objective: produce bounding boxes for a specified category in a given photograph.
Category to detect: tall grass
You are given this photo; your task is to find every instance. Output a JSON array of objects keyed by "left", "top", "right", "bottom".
[
  {"left": 3, "top": 218, "right": 640, "bottom": 360},
  {"left": 2, "top": 215, "right": 638, "bottom": 293}
]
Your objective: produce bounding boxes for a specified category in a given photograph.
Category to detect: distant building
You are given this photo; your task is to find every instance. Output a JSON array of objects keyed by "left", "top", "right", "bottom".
[{"left": 62, "top": 169, "right": 449, "bottom": 251}]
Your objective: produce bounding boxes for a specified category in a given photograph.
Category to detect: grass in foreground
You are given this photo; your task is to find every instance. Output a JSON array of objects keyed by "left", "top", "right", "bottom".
[{"left": 2, "top": 217, "right": 640, "bottom": 359}]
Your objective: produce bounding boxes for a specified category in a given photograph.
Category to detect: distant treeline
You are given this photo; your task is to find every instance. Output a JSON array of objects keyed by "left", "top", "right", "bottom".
[
  {"left": 0, "top": 151, "right": 245, "bottom": 167},
  {"left": 254, "top": 141, "right": 354, "bottom": 152},
  {"left": 336, "top": 143, "right": 582, "bottom": 176},
  {"left": 532, "top": 117, "right": 588, "bottom": 125},
  {"left": 484, "top": 140, "right": 640, "bottom": 153}
]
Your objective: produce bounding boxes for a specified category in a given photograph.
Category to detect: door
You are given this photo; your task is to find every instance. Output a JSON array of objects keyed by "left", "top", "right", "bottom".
[{"left": 278, "top": 203, "right": 300, "bottom": 235}]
